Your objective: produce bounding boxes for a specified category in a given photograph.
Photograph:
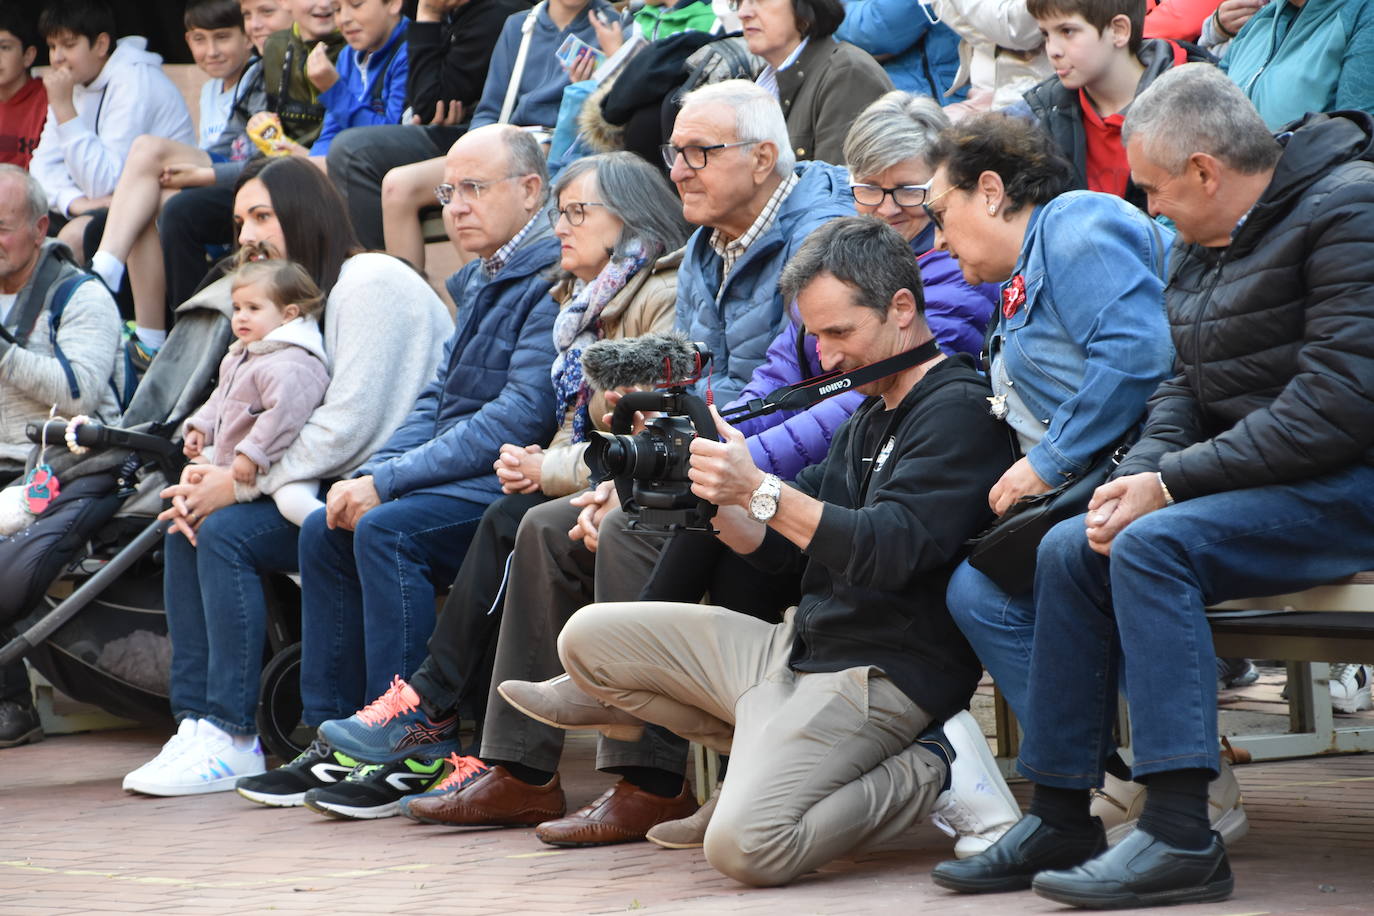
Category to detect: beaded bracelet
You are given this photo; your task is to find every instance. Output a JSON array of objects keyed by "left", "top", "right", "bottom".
[{"left": 64, "top": 415, "right": 91, "bottom": 455}]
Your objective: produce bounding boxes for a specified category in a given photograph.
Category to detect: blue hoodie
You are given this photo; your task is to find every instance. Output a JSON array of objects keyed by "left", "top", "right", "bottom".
[
  {"left": 836, "top": 0, "right": 965, "bottom": 102},
  {"left": 313, "top": 18, "right": 411, "bottom": 155}
]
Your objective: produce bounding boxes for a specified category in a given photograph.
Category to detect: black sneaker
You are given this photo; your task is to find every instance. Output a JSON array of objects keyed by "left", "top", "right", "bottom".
[
  {"left": 0, "top": 699, "right": 42, "bottom": 748},
  {"left": 235, "top": 739, "right": 359, "bottom": 807},
  {"left": 303, "top": 757, "right": 447, "bottom": 820}
]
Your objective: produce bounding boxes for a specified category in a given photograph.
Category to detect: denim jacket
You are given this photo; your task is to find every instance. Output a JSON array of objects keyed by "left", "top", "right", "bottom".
[{"left": 992, "top": 191, "right": 1174, "bottom": 483}]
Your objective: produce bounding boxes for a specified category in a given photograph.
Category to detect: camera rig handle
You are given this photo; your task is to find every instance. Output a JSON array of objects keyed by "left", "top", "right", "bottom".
[{"left": 607, "top": 388, "right": 720, "bottom": 532}]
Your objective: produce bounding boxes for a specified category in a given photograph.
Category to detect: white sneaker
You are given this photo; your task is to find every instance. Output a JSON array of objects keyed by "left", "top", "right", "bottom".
[
  {"left": 122, "top": 718, "right": 200, "bottom": 791},
  {"left": 1090, "top": 759, "right": 1249, "bottom": 847},
  {"left": 124, "top": 723, "right": 266, "bottom": 796},
  {"left": 1330, "top": 663, "right": 1373, "bottom": 714},
  {"left": 929, "top": 710, "right": 1021, "bottom": 858}
]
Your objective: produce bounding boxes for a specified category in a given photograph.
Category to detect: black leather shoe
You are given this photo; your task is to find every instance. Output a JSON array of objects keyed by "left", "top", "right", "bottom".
[
  {"left": 1032, "top": 828, "right": 1232, "bottom": 909},
  {"left": 931, "top": 814, "right": 1107, "bottom": 894},
  {"left": 0, "top": 699, "right": 43, "bottom": 748}
]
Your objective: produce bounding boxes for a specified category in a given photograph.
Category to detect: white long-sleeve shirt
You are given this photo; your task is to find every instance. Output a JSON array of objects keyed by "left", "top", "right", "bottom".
[{"left": 30, "top": 36, "right": 194, "bottom": 217}]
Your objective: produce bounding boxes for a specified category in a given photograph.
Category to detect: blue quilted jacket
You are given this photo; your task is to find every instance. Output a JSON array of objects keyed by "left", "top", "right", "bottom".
[
  {"left": 675, "top": 160, "right": 856, "bottom": 406},
  {"left": 360, "top": 220, "right": 562, "bottom": 503}
]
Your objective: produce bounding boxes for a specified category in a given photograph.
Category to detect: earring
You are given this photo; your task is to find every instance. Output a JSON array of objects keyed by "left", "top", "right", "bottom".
[{"left": 987, "top": 204, "right": 997, "bottom": 215}]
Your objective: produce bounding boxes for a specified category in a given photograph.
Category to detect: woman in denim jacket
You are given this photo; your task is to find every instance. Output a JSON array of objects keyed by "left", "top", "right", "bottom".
[{"left": 925, "top": 113, "right": 1174, "bottom": 722}]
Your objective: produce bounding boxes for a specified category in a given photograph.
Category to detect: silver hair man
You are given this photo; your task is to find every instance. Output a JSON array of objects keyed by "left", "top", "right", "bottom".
[{"left": 680, "top": 80, "right": 796, "bottom": 177}]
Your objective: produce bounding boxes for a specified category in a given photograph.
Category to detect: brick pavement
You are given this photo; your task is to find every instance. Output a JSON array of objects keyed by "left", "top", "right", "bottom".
[{"left": 2, "top": 727, "right": 1372, "bottom": 914}]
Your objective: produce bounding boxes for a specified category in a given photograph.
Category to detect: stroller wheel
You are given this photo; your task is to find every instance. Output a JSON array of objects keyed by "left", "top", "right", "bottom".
[{"left": 256, "top": 641, "right": 309, "bottom": 761}]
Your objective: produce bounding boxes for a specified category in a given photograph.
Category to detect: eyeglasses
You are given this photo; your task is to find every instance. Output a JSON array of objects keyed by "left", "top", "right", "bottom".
[
  {"left": 921, "top": 185, "right": 958, "bottom": 231},
  {"left": 434, "top": 175, "right": 520, "bottom": 205},
  {"left": 850, "top": 181, "right": 931, "bottom": 209},
  {"left": 660, "top": 140, "right": 759, "bottom": 170},
  {"left": 548, "top": 200, "right": 608, "bottom": 228},
  {"left": 725, "top": 0, "right": 777, "bottom": 10}
]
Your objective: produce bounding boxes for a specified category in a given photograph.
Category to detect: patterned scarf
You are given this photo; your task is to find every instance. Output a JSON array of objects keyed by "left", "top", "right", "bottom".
[{"left": 551, "top": 240, "right": 650, "bottom": 442}]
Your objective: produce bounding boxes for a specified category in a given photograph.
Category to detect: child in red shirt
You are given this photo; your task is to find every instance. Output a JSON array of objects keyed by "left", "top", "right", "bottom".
[{"left": 0, "top": 10, "right": 46, "bottom": 168}]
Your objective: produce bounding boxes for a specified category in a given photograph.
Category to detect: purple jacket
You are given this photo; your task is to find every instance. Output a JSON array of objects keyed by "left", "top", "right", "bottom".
[{"left": 919, "top": 246, "right": 999, "bottom": 359}]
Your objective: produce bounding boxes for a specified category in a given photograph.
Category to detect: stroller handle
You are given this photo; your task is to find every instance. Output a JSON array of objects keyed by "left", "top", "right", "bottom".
[{"left": 26, "top": 419, "right": 180, "bottom": 459}]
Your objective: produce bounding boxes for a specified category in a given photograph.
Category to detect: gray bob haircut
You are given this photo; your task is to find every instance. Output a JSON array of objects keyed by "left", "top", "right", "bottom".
[
  {"left": 844, "top": 91, "right": 951, "bottom": 180},
  {"left": 553, "top": 151, "right": 691, "bottom": 258},
  {"left": 779, "top": 215, "right": 925, "bottom": 318},
  {"left": 1123, "top": 63, "right": 1281, "bottom": 175},
  {"left": 499, "top": 125, "right": 552, "bottom": 205},
  {"left": 0, "top": 164, "right": 49, "bottom": 225},
  {"left": 680, "top": 79, "right": 796, "bottom": 177}
]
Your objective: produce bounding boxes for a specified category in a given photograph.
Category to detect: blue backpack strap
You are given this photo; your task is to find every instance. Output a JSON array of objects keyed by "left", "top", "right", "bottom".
[{"left": 46, "top": 273, "right": 95, "bottom": 402}]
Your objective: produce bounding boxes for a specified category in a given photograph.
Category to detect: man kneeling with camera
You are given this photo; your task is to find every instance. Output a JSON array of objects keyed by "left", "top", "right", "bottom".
[{"left": 498, "top": 216, "right": 1015, "bottom": 886}]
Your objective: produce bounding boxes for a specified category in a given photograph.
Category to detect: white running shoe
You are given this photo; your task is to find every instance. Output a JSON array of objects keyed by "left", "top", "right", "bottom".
[
  {"left": 124, "top": 722, "right": 266, "bottom": 796},
  {"left": 1330, "top": 663, "right": 1373, "bottom": 714},
  {"left": 929, "top": 710, "right": 1021, "bottom": 858},
  {"left": 122, "top": 718, "right": 200, "bottom": 791},
  {"left": 1090, "top": 759, "right": 1249, "bottom": 847}
]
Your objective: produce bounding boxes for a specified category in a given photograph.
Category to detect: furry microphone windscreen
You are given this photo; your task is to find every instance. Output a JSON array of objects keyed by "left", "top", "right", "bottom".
[{"left": 580, "top": 332, "right": 700, "bottom": 391}]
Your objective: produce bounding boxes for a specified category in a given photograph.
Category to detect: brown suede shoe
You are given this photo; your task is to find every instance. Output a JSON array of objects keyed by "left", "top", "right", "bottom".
[
  {"left": 535, "top": 778, "right": 699, "bottom": 847},
  {"left": 402, "top": 764, "right": 566, "bottom": 827},
  {"left": 646, "top": 792, "right": 718, "bottom": 849},
  {"left": 498, "top": 674, "right": 645, "bottom": 743}
]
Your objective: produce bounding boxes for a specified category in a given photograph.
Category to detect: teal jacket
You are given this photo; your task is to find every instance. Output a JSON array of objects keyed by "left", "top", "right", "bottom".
[{"left": 1222, "top": 0, "right": 1374, "bottom": 129}]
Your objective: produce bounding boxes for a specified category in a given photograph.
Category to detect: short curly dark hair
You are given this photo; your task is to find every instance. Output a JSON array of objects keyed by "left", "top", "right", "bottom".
[
  {"left": 924, "top": 114, "right": 1073, "bottom": 216},
  {"left": 793, "top": 0, "right": 845, "bottom": 40}
]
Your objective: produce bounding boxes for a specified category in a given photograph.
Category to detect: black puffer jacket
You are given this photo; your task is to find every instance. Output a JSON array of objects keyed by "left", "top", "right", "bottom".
[
  {"left": 1115, "top": 111, "right": 1374, "bottom": 501},
  {"left": 1020, "top": 38, "right": 1214, "bottom": 210}
]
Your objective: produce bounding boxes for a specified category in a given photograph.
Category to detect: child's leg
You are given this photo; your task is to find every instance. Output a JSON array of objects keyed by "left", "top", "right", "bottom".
[
  {"left": 271, "top": 481, "right": 326, "bottom": 528},
  {"left": 127, "top": 222, "right": 169, "bottom": 343},
  {"left": 382, "top": 156, "right": 447, "bottom": 273},
  {"left": 57, "top": 215, "right": 94, "bottom": 262},
  {"left": 96, "top": 136, "right": 212, "bottom": 265}
]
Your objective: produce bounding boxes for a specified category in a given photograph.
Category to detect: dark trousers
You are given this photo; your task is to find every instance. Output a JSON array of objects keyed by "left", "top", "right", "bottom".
[
  {"left": 325, "top": 124, "right": 459, "bottom": 250},
  {"left": 157, "top": 183, "right": 236, "bottom": 311},
  {"left": 409, "top": 491, "right": 549, "bottom": 737},
  {"left": 0, "top": 658, "right": 28, "bottom": 704}
]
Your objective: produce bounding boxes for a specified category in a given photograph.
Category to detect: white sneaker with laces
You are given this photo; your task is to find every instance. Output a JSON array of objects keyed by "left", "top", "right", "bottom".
[
  {"left": 928, "top": 710, "right": 1021, "bottom": 858},
  {"left": 1090, "top": 759, "right": 1249, "bottom": 847},
  {"left": 1330, "top": 663, "right": 1373, "bottom": 714},
  {"left": 124, "top": 722, "right": 266, "bottom": 796},
  {"left": 122, "top": 718, "right": 200, "bottom": 791}
]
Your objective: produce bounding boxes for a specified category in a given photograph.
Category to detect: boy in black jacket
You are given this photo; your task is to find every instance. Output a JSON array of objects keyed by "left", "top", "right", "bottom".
[{"left": 495, "top": 216, "right": 1020, "bottom": 886}]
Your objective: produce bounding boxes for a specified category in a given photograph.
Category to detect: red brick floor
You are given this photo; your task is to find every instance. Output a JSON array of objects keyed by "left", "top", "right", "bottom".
[{"left": 2, "top": 728, "right": 1372, "bottom": 914}]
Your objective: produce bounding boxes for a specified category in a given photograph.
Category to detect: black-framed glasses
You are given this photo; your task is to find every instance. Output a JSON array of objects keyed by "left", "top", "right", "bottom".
[
  {"left": 921, "top": 185, "right": 958, "bottom": 231},
  {"left": 548, "top": 200, "right": 609, "bottom": 229},
  {"left": 660, "top": 140, "right": 758, "bottom": 170},
  {"left": 850, "top": 181, "right": 931, "bottom": 208},
  {"left": 434, "top": 175, "right": 519, "bottom": 205}
]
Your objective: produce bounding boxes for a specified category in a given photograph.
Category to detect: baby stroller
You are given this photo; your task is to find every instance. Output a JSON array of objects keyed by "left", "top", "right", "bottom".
[{"left": 0, "top": 280, "right": 309, "bottom": 760}]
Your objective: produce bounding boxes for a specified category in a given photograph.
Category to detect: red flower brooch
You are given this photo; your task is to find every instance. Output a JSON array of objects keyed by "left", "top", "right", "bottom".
[{"left": 1002, "top": 274, "right": 1026, "bottom": 319}]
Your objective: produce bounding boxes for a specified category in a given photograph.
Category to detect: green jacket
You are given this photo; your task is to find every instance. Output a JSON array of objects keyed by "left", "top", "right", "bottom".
[
  {"left": 259, "top": 25, "right": 347, "bottom": 147},
  {"left": 632, "top": 0, "right": 716, "bottom": 42}
]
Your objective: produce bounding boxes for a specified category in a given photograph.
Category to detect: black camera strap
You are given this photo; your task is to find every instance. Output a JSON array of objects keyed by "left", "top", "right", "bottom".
[{"left": 719, "top": 338, "right": 943, "bottom": 424}]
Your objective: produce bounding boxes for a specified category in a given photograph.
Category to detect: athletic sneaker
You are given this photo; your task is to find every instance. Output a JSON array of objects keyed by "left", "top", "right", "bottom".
[
  {"left": 1091, "top": 760, "right": 1249, "bottom": 847},
  {"left": 1216, "top": 657, "right": 1260, "bottom": 690},
  {"left": 1330, "top": 663, "right": 1373, "bottom": 714},
  {"left": 928, "top": 710, "right": 1022, "bottom": 858},
  {"left": 397, "top": 753, "right": 491, "bottom": 821},
  {"left": 124, "top": 723, "right": 265, "bottom": 796},
  {"left": 236, "top": 739, "right": 359, "bottom": 807},
  {"left": 303, "top": 757, "right": 447, "bottom": 820},
  {"left": 316, "top": 676, "right": 458, "bottom": 764},
  {"left": 122, "top": 718, "right": 200, "bottom": 791}
]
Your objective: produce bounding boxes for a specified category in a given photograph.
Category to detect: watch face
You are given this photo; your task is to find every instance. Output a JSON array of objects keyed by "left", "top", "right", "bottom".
[{"left": 749, "top": 493, "right": 776, "bottom": 521}]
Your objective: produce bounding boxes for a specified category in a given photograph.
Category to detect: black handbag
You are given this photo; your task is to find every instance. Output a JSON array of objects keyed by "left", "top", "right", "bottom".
[{"left": 965, "top": 446, "right": 1125, "bottom": 595}]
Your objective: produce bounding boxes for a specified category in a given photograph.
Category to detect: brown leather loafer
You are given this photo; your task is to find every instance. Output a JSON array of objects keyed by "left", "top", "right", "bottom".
[
  {"left": 535, "top": 778, "right": 698, "bottom": 847},
  {"left": 498, "top": 674, "right": 645, "bottom": 743},
  {"left": 403, "top": 765, "right": 566, "bottom": 827}
]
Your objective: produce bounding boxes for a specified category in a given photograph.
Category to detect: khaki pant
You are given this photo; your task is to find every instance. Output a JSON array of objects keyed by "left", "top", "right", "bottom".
[{"left": 559, "top": 602, "right": 947, "bottom": 887}]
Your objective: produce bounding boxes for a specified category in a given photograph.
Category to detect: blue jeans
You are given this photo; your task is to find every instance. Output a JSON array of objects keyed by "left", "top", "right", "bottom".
[
  {"left": 1020, "top": 464, "right": 1374, "bottom": 788},
  {"left": 298, "top": 492, "right": 486, "bottom": 726},
  {"left": 946, "top": 560, "right": 1036, "bottom": 721},
  {"left": 165, "top": 500, "right": 302, "bottom": 736}
]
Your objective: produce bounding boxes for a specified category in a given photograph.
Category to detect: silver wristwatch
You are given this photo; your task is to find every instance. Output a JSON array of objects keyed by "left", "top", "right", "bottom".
[{"left": 748, "top": 474, "right": 783, "bottom": 522}]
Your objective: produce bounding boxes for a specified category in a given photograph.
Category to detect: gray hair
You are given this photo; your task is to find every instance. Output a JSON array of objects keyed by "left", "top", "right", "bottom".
[
  {"left": 779, "top": 215, "right": 925, "bottom": 318},
  {"left": 843, "top": 91, "right": 950, "bottom": 180},
  {"left": 500, "top": 126, "right": 551, "bottom": 205},
  {"left": 681, "top": 79, "right": 796, "bottom": 177},
  {"left": 1122, "top": 63, "right": 1281, "bottom": 175},
  {"left": 0, "top": 164, "right": 49, "bottom": 225},
  {"left": 553, "top": 152, "right": 691, "bottom": 258}
]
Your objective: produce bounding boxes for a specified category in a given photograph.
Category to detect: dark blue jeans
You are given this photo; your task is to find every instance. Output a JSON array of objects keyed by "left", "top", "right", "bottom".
[
  {"left": 1020, "top": 464, "right": 1374, "bottom": 788},
  {"left": 165, "top": 500, "right": 302, "bottom": 736},
  {"left": 946, "top": 560, "right": 1036, "bottom": 721},
  {"left": 298, "top": 492, "right": 486, "bottom": 726}
]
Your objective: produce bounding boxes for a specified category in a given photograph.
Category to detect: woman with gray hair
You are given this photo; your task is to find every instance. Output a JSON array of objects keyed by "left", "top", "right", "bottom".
[{"left": 843, "top": 91, "right": 997, "bottom": 357}]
